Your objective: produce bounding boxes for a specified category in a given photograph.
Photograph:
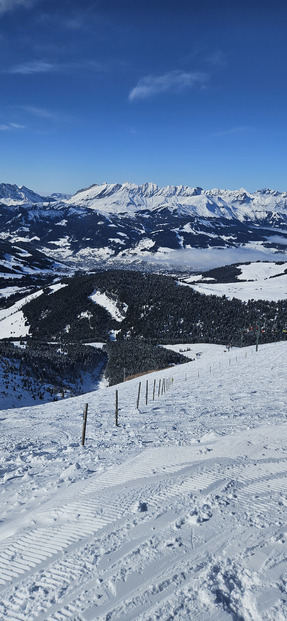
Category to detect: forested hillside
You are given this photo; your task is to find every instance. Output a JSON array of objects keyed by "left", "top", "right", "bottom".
[
  {"left": 22, "top": 269, "right": 287, "bottom": 347},
  {"left": 0, "top": 341, "right": 106, "bottom": 404},
  {"left": 104, "top": 340, "right": 189, "bottom": 386}
]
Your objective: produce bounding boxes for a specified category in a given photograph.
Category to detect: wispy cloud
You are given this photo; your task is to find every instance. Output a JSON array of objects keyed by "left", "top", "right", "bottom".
[
  {"left": 7, "top": 58, "right": 110, "bottom": 75},
  {"left": 128, "top": 70, "right": 208, "bottom": 101},
  {"left": 9, "top": 60, "right": 54, "bottom": 75},
  {"left": 63, "top": 16, "right": 85, "bottom": 31},
  {"left": 14, "top": 105, "right": 72, "bottom": 124},
  {"left": 181, "top": 47, "right": 226, "bottom": 70},
  {"left": 0, "top": 0, "right": 38, "bottom": 16},
  {"left": 22, "top": 106, "right": 58, "bottom": 119},
  {"left": 206, "top": 50, "right": 227, "bottom": 68},
  {"left": 212, "top": 126, "right": 251, "bottom": 137},
  {"left": 0, "top": 0, "right": 24, "bottom": 14},
  {"left": 0, "top": 121, "right": 25, "bottom": 130}
]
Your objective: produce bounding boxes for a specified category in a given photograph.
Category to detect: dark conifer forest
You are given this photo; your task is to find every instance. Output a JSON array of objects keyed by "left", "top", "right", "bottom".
[{"left": 23, "top": 269, "right": 287, "bottom": 345}]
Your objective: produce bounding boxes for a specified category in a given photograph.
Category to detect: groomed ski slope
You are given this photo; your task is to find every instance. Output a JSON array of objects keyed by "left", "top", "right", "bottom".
[{"left": 0, "top": 342, "right": 287, "bottom": 620}]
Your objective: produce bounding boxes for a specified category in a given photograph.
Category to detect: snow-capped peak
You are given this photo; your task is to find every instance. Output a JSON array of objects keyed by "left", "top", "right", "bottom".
[{"left": 0, "top": 183, "right": 55, "bottom": 206}]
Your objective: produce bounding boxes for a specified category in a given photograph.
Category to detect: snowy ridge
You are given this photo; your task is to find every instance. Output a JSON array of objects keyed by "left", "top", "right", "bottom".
[
  {"left": 2, "top": 181, "right": 287, "bottom": 220},
  {"left": 0, "top": 341, "right": 287, "bottom": 619},
  {"left": 63, "top": 182, "right": 287, "bottom": 220}
]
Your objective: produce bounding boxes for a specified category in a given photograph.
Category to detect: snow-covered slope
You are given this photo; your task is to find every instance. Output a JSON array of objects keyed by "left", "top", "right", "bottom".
[
  {"left": 0, "top": 239, "right": 68, "bottom": 280},
  {"left": 0, "top": 341, "right": 286, "bottom": 619},
  {"left": 182, "top": 260, "right": 287, "bottom": 301}
]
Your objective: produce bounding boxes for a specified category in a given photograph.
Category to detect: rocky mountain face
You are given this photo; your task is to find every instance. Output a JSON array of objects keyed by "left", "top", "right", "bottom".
[
  {"left": 0, "top": 183, "right": 54, "bottom": 205},
  {"left": 1, "top": 182, "right": 287, "bottom": 271}
]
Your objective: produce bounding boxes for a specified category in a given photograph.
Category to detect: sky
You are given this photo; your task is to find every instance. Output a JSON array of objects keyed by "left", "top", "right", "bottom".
[{"left": 0, "top": 0, "right": 287, "bottom": 195}]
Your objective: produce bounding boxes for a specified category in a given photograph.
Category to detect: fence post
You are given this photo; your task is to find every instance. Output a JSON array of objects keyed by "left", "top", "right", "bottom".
[
  {"left": 115, "top": 390, "right": 119, "bottom": 426},
  {"left": 136, "top": 382, "right": 141, "bottom": 409},
  {"left": 146, "top": 379, "right": 148, "bottom": 405},
  {"left": 81, "top": 403, "right": 88, "bottom": 446},
  {"left": 158, "top": 379, "right": 161, "bottom": 397},
  {"left": 153, "top": 378, "right": 156, "bottom": 400}
]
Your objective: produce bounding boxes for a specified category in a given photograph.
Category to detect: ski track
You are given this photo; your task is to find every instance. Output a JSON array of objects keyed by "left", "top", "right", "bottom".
[{"left": 0, "top": 343, "right": 287, "bottom": 620}]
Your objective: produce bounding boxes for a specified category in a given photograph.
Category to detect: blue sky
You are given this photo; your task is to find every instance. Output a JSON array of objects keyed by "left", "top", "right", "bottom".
[{"left": 0, "top": 0, "right": 287, "bottom": 194}]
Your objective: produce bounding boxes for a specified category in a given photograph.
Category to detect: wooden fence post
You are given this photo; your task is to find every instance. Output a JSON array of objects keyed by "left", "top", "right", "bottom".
[
  {"left": 81, "top": 403, "right": 88, "bottom": 446},
  {"left": 158, "top": 379, "right": 161, "bottom": 397},
  {"left": 153, "top": 378, "right": 156, "bottom": 400},
  {"left": 115, "top": 390, "right": 119, "bottom": 426},
  {"left": 137, "top": 382, "right": 141, "bottom": 409}
]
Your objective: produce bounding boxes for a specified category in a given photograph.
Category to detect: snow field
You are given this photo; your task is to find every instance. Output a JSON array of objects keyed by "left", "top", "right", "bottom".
[
  {"left": 89, "top": 290, "right": 127, "bottom": 323},
  {"left": 0, "top": 289, "right": 43, "bottom": 340},
  {"left": 0, "top": 342, "right": 287, "bottom": 619},
  {"left": 182, "top": 261, "right": 287, "bottom": 302},
  {"left": 190, "top": 274, "right": 287, "bottom": 302}
]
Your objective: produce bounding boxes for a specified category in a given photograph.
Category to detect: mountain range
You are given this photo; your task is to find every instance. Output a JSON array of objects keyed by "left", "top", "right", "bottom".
[{"left": 1, "top": 182, "right": 287, "bottom": 272}]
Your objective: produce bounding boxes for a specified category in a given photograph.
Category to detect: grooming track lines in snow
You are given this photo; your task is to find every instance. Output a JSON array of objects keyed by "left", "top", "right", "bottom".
[{"left": 0, "top": 342, "right": 287, "bottom": 620}]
